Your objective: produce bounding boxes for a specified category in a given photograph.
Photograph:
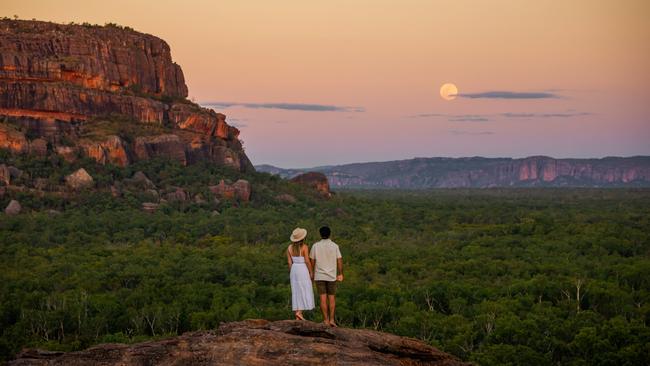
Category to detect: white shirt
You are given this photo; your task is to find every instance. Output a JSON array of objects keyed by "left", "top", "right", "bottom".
[{"left": 309, "top": 239, "right": 342, "bottom": 281}]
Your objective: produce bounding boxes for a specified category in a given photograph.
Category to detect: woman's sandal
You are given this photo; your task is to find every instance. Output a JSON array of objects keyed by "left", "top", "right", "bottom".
[{"left": 295, "top": 313, "right": 305, "bottom": 321}]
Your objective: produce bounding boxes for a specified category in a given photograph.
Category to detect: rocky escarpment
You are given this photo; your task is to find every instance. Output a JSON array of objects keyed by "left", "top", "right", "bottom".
[
  {"left": 258, "top": 156, "right": 650, "bottom": 188},
  {"left": 10, "top": 319, "right": 469, "bottom": 366},
  {"left": 0, "top": 19, "right": 252, "bottom": 171}
]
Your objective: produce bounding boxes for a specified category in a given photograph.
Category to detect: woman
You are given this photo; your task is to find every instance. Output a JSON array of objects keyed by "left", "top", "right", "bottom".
[{"left": 287, "top": 227, "right": 315, "bottom": 320}]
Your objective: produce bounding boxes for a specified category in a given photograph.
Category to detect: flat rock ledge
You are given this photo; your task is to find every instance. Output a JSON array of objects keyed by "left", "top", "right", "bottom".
[{"left": 10, "top": 319, "right": 471, "bottom": 366}]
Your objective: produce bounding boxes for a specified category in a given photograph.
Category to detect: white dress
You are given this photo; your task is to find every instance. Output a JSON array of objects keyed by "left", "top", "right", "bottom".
[{"left": 290, "top": 255, "right": 315, "bottom": 311}]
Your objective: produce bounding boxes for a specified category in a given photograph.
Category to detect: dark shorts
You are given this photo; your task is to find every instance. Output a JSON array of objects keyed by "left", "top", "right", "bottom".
[{"left": 315, "top": 280, "right": 337, "bottom": 295}]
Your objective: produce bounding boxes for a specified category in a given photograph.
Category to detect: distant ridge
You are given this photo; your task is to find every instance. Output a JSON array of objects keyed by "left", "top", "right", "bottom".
[{"left": 256, "top": 156, "right": 650, "bottom": 188}]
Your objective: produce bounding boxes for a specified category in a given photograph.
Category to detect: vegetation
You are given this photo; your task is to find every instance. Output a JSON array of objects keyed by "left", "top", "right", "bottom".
[{"left": 1, "top": 155, "right": 649, "bottom": 365}]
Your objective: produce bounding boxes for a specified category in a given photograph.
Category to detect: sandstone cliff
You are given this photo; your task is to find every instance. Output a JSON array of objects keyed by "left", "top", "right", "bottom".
[
  {"left": 0, "top": 19, "right": 252, "bottom": 171},
  {"left": 10, "top": 319, "right": 469, "bottom": 366},
  {"left": 257, "top": 156, "right": 650, "bottom": 188}
]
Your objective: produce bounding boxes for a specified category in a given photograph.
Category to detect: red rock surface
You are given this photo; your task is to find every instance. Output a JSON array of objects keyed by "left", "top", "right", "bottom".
[
  {"left": 0, "top": 19, "right": 252, "bottom": 171},
  {"left": 209, "top": 179, "right": 251, "bottom": 202},
  {"left": 0, "top": 164, "right": 10, "bottom": 185},
  {"left": 80, "top": 136, "right": 130, "bottom": 167},
  {"left": 10, "top": 320, "right": 470, "bottom": 366},
  {"left": 232, "top": 179, "right": 252, "bottom": 202},
  {"left": 291, "top": 172, "right": 332, "bottom": 197},
  {"left": 0, "top": 20, "right": 186, "bottom": 97}
]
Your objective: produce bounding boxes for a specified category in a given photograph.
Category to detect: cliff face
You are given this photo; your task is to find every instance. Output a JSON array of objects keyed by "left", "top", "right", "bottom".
[
  {"left": 257, "top": 156, "right": 650, "bottom": 188},
  {"left": 10, "top": 319, "right": 469, "bottom": 366},
  {"left": 0, "top": 19, "right": 252, "bottom": 171}
]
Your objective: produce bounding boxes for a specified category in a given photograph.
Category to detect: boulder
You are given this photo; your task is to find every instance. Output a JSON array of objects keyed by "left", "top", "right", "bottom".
[
  {"left": 9, "top": 320, "right": 469, "bottom": 365},
  {"left": 65, "top": 168, "right": 94, "bottom": 190},
  {"left": 123, "top": 171, "right": 156, "bottom": 189},
  {"left": 1, "top": 165, "right": 23, "bottom": 186},
  {"left": 4, "top": 199, "right": 21, "bottom": 215},
  {"left": 232, "top": 179, "right": 251, "bottom": 202},
  {"left": 130, "top": 171, "right": 156, "bottom": 189},
  {"left": 290, "top": 172, "right": 332, "bottom": 198},
  {"left": 209, "top": 179, "right": 251, "bottom": 202},
  {"left": 209, "top": 180, "right": 236, "bottom": 200}
]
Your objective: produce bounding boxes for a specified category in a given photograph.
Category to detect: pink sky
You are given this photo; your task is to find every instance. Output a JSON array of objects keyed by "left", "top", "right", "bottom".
[{"left": 4, "top": 0, "right": 650, "bottom": 167}]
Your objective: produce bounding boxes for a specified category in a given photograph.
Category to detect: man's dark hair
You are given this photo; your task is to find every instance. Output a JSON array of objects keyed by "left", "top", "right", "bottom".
[{"left": 319, "top": 226, "right": 331, "bottom": 239}]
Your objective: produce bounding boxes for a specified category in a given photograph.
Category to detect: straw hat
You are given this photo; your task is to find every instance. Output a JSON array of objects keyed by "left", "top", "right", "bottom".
[{"left": 290, "top": 228, "right": 307, "bottom": 242}]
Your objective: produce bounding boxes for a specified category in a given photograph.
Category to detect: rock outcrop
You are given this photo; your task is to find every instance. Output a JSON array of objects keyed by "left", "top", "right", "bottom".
[
  {"left": 232, "top": 179, "right": 252, "bottom": 202},
  {"left": 80, "top": 136, "right": 129, "bottom": 167},
  {"left": 10, "top": 320, "right": 469, "bottom": 366},
  {"left": 291, "top": 172, "right": 332, "bottom": 197},
  {"left": 65, "top": 168, "right": 94, "bottom": 190},
  {"left": 0, "top": 164, "right": 10, "bottom": 185},
  {"left": 4, "top": 199, "right": 21, "bottom": 215},
  {"left": 0, "top": 19, "right": 252, "bottom": 171},
  {"left": 259, "top": 156, "right": 650, "bottom": 188},
  {"left": 209, "top": 179, "right": 251, "bottom": 202}
]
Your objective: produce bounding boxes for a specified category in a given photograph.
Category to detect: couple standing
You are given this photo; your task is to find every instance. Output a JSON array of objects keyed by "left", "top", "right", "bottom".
[{"left": 286, "top": 226, "right": 343, "bottom": 326}]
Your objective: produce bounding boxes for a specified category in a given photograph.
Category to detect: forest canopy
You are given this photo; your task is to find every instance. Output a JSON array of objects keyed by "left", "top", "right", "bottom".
[{"left": 1, "top": 155, "right": 649, "bottom": 365}]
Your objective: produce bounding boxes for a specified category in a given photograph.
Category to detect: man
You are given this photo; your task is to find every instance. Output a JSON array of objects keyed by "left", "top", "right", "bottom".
[{"left": 309, "top": 226, "right": 343, "bottom": 327}]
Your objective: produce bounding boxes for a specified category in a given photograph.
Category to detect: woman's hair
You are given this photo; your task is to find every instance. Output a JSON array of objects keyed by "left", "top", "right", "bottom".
[{"left": 290, "top": 240, "right": 304, "bottom": 257}]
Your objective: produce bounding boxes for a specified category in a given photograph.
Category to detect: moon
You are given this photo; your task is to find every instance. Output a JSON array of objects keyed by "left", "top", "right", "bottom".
[{"left": 440, "top": 83, "right": 458, "bottom": 101}]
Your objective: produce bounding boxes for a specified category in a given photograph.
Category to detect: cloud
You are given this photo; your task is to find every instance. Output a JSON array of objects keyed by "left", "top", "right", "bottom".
[
  {"left": 449, "top": 130, "right": 494, "bottom": 135},
  {"left": 409, "top": 113, "right": 490, "bottom": 122},
  {"left": 409, "top": 110, "right": 590, "bottom": 122},
  {"left": 203, "top": 102, "right": 364, "bottom": 112},
  {"left": 459, "top": 91, "right": 560, "bottom": 99},
  {"left": 408, "top": 113, "right": 446, "bottom": 118},
  {"left": 501, "top": 112, "right": 592, "bottom": 118},
  {"left": 448, "top": 116, "right": 490, "bottom": 122}
]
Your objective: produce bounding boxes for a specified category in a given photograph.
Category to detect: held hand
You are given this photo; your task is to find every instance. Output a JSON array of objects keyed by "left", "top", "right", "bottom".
[{"left": 336, "top": 274, "right": 344, "bottom": 282}]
